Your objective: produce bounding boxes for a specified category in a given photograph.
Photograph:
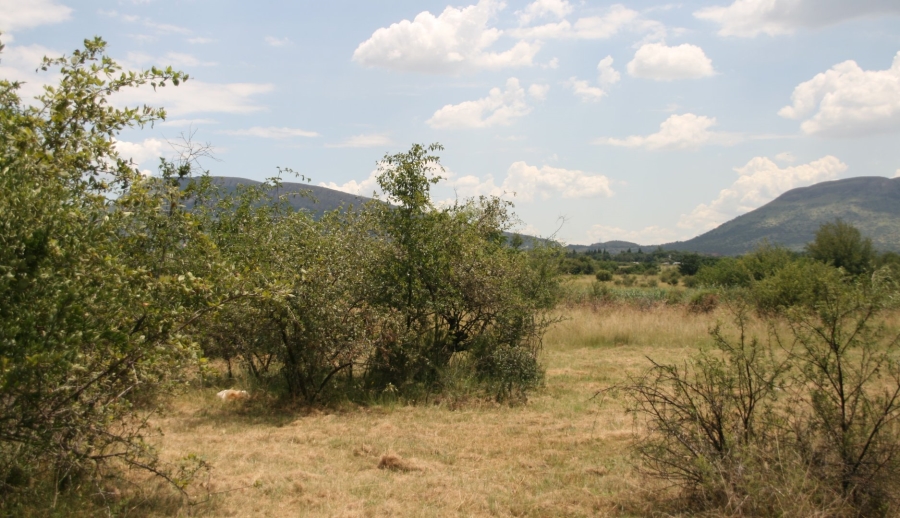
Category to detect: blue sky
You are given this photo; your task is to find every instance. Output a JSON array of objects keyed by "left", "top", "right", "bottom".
[{"left": 2, "top": 0, "right": 899, "bottom": 245}]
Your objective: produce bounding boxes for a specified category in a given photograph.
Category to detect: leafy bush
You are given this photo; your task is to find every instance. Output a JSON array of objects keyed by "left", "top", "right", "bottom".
[
  {"left": 0, "top": 39, "right": 211, "bottom": 499},
  {"left": 595, "top": 269, "right": 613, "bottom": 282}
]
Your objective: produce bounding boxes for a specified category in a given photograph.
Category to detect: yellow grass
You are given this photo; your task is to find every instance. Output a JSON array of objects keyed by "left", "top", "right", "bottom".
[{"left": 128, "top": 303, "right": 733, "bottom": 517}]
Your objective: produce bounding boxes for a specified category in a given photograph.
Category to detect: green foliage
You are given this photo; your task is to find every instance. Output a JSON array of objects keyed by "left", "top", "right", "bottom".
[
  {"left": 696, "top": 244, "right": 796, "bottom": 288},
  {"left": 364, "top": 144, "right": 560, "bottom": 396},
  {"left": 806, "top": 219, "right": 875, "bottom": 276},
  {"left": 595, "top": 270, "right": 613, "bottom": 282},
  {"left": 624, "top": 267, "right": 900, "bottom": 516},
  {"left": 0, "top": 38, "right": 213, "bottom": 500}
]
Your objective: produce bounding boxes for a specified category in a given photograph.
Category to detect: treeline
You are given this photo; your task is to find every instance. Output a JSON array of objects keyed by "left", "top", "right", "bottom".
[
  {"left": 563, "top": 227, "right": 900, "bottom": 286},
  {"left": 0, "top": 39, "right": 559, "bottom": 505}
]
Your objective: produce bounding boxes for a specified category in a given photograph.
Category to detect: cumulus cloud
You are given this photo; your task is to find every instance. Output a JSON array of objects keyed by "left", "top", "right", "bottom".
[
  {"left": 627, "top": 43, "right": 715, "bottom": 81},
  {"left": 448, "top": 162, "right": 613, "bottom": 201},
  {"left": 528, "top": 83, "right": 550, "bottom": 101},
  {"left": 565, "top": 56, "right": 620, "bottom": 103},
  {"left": 894, "top": 169, "right": 900, "bottom": 178},
  {"left": 517, "top": 0, "right": 573, "bottom": 25},
  {"left": 114, "top": 138, "right": 167, "bottom": 167},
  {"left": 222, "top": 127, "right": 319, "bottom": 139},
  {"left": 325, "top": 134, "right": 393, "bottom": 148},
  {"left": 778, "top": 52, "right": 900, "bottom": 137},
  {"left": 679, "top": 155, "right": 847, "bottom": 232},
  {"left": 695, "top": 0, "right": 900, "bottom": 38},
  {"left": 0, "top": 0, "right": 71, "bottom": 32},
  {"left": 427, "top": 78, "right": 533, "bottom": 129},
  {"left": 510, "top": 4, "right": 666, "bottom": 41},
  {"left": 114, "top": 80, "right": 274, "bottom": 116},
  {"left": 0, "top": 44, "right": 58, "bottom": 101},
  {"left": 352, "top": 0, "right": 540, "bottom": 74},
  {"left": 565, "top": 78, "right": 607, "bottom": 102},
  {"left": 320, "top": 169, "right": 380, "bottom": 196},
  {"left": 596, "top": 113, "right": 739, "bottom": 150},
  {"left": 597, "top": 55, "right": 621, "bottom": 86},
  {"left": 586, "top": 224, "right": 680, "bottom": 245}
]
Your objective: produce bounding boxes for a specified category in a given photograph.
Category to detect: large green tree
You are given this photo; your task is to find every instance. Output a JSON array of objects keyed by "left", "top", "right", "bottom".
[
  {"left": 0, "top": 38, "right": 217, "bottom": 497},
  {"left": 806, "top": 219, "right": 875, "bottom": 276}
]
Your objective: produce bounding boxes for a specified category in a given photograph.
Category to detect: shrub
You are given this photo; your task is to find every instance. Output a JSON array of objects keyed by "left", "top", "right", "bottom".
[
  {"left": 687, "top": 291, "right": 719, "bottom": 313},
  {"left": 0, "top": 39, "right": 211, "bottom": 499},
  {"left": 595, "top": 270, "right": 613, "bottom": 282},
  {"left": 623, "top": 267, "right": 900, "bottom": 516}
]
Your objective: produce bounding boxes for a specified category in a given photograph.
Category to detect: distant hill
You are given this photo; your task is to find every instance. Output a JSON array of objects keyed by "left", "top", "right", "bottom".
[
  {"left": 566, "top": 240, "right": 645, "bottom": 254},
  {"left": 185, "top": 176, "right": 554, "bottom": 248},
  {"left": 185, "top": 176, "right": 377, "bottom": 217},
  {"left": 662, "top": 176, "right": 900, "bottom": 255}
]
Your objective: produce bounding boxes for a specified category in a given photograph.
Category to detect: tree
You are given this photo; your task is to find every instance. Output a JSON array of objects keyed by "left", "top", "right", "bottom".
[
  {"left": 0, "top": 38, "right": 214, "bottom": 498},
  {"left": 806, "top": 219, "right": 874, "bottom": 276}
]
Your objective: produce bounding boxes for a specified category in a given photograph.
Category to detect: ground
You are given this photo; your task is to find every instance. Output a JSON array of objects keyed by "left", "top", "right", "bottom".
[{"left": 137, "top": 299, "right": 727, "bottom": 517}]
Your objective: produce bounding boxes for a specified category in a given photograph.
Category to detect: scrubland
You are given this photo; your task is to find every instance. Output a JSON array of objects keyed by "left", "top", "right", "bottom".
[{"left": 112, "top": 280, "right": 730, "bottom": 517}]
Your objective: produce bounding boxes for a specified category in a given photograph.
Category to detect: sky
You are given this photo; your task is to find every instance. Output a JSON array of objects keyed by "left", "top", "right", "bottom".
[{"left": 2, "top": 0, "right": 899, "bottom": 245}]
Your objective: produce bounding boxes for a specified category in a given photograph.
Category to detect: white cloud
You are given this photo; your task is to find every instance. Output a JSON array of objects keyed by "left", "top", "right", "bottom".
[
  {"left": 448, "top": 162, "right": 614, "bottom": 201},
  {"left": 586, "top": 224, "right": 680, "bottom": 245},
  {"left": 695, "top": 0, "right": 900, "bottom": 38},
  {"left": 510, "top": 4, "right": 666, "bottom": 41},
  {"left": 517, "top": 0, "right": 573, "bottom": 25},
  {"left": 0, "top": 44, "right": 58, "bottom": 101},
  {"left": 565, "top": 56, "right": 620, "bottom": 102},
  {"left": 427, "top": 78, "right": 532, "bottom": 129},
  {"left": 528, "top": 83, "right": 550, "bottom": 101},
  {"left": 114, "top": 138, "right": 167, "bottom": 168},
  {"left": 187, "top": 37, "right": 215, "bottom": 44},
  {"left": 114, "top": 80, "right": 274, "bottom": 116},
  {"left": 679, "top": 155, "right": 847, "bottom": 232},
  {"left": 894, "top": 169, "right": 900, "bottom": 178},
  {"left": 566, "top": 78, "right": 607, "bottom": 102},
  {"left": 325, "top": 134, "right": 393, "bottom": 148},
  {"left": 222, "top": 127, "right": 319, "bottom": 139},
  {"left": 596, "top": 113, "right": 739, "bottom": 150},
  {"left": 778, "top": 52, "right": 900, "bottom": 137},
  {"left": 597, "top": 55, "right": 621, "bottom": 86},
  {"left": 0, "top": 0, "right": 71, "bottom": 32},
  {"left": 320, "top": 169, "right": 380, "bottom": 196},
  {"left": 265, "top": 36, "right": 291, "bottom": 47},
  {"left": 627, "top": 43, "right": 715, "bottom": 81},
  {"left": 352, "top": 0, "right": 540, "bottom": 74}
]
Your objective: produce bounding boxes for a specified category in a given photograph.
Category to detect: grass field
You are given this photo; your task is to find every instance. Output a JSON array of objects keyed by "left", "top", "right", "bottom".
[{"left": 121, "top": 283, "right": 735, "bottom": 517}]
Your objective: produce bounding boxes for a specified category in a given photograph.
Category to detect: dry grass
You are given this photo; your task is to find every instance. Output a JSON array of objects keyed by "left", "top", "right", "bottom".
[{"left": 121, "top": 302, "right": 735, "bottom": 517}]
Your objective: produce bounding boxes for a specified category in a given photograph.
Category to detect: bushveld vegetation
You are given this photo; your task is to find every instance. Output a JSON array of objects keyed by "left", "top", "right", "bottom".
[{"left": 3, "top": 38, "right": 900, "bottom": 517}]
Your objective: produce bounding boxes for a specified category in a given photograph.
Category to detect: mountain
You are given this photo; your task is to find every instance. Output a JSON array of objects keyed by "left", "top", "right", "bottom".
[
  {"left": 187, "top": 176, "right": 376, "bottom": 216},
  {"left": 662, "top": 176, "right": 900, "bottom": 255},
  {"left": 565, "top": 240, "right": 645, "bottom": 254}
]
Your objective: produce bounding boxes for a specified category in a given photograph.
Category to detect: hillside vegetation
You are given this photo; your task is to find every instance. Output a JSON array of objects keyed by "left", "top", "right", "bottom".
[{"left": 665, "top": 176, "right": 900, "bottom": 254}]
